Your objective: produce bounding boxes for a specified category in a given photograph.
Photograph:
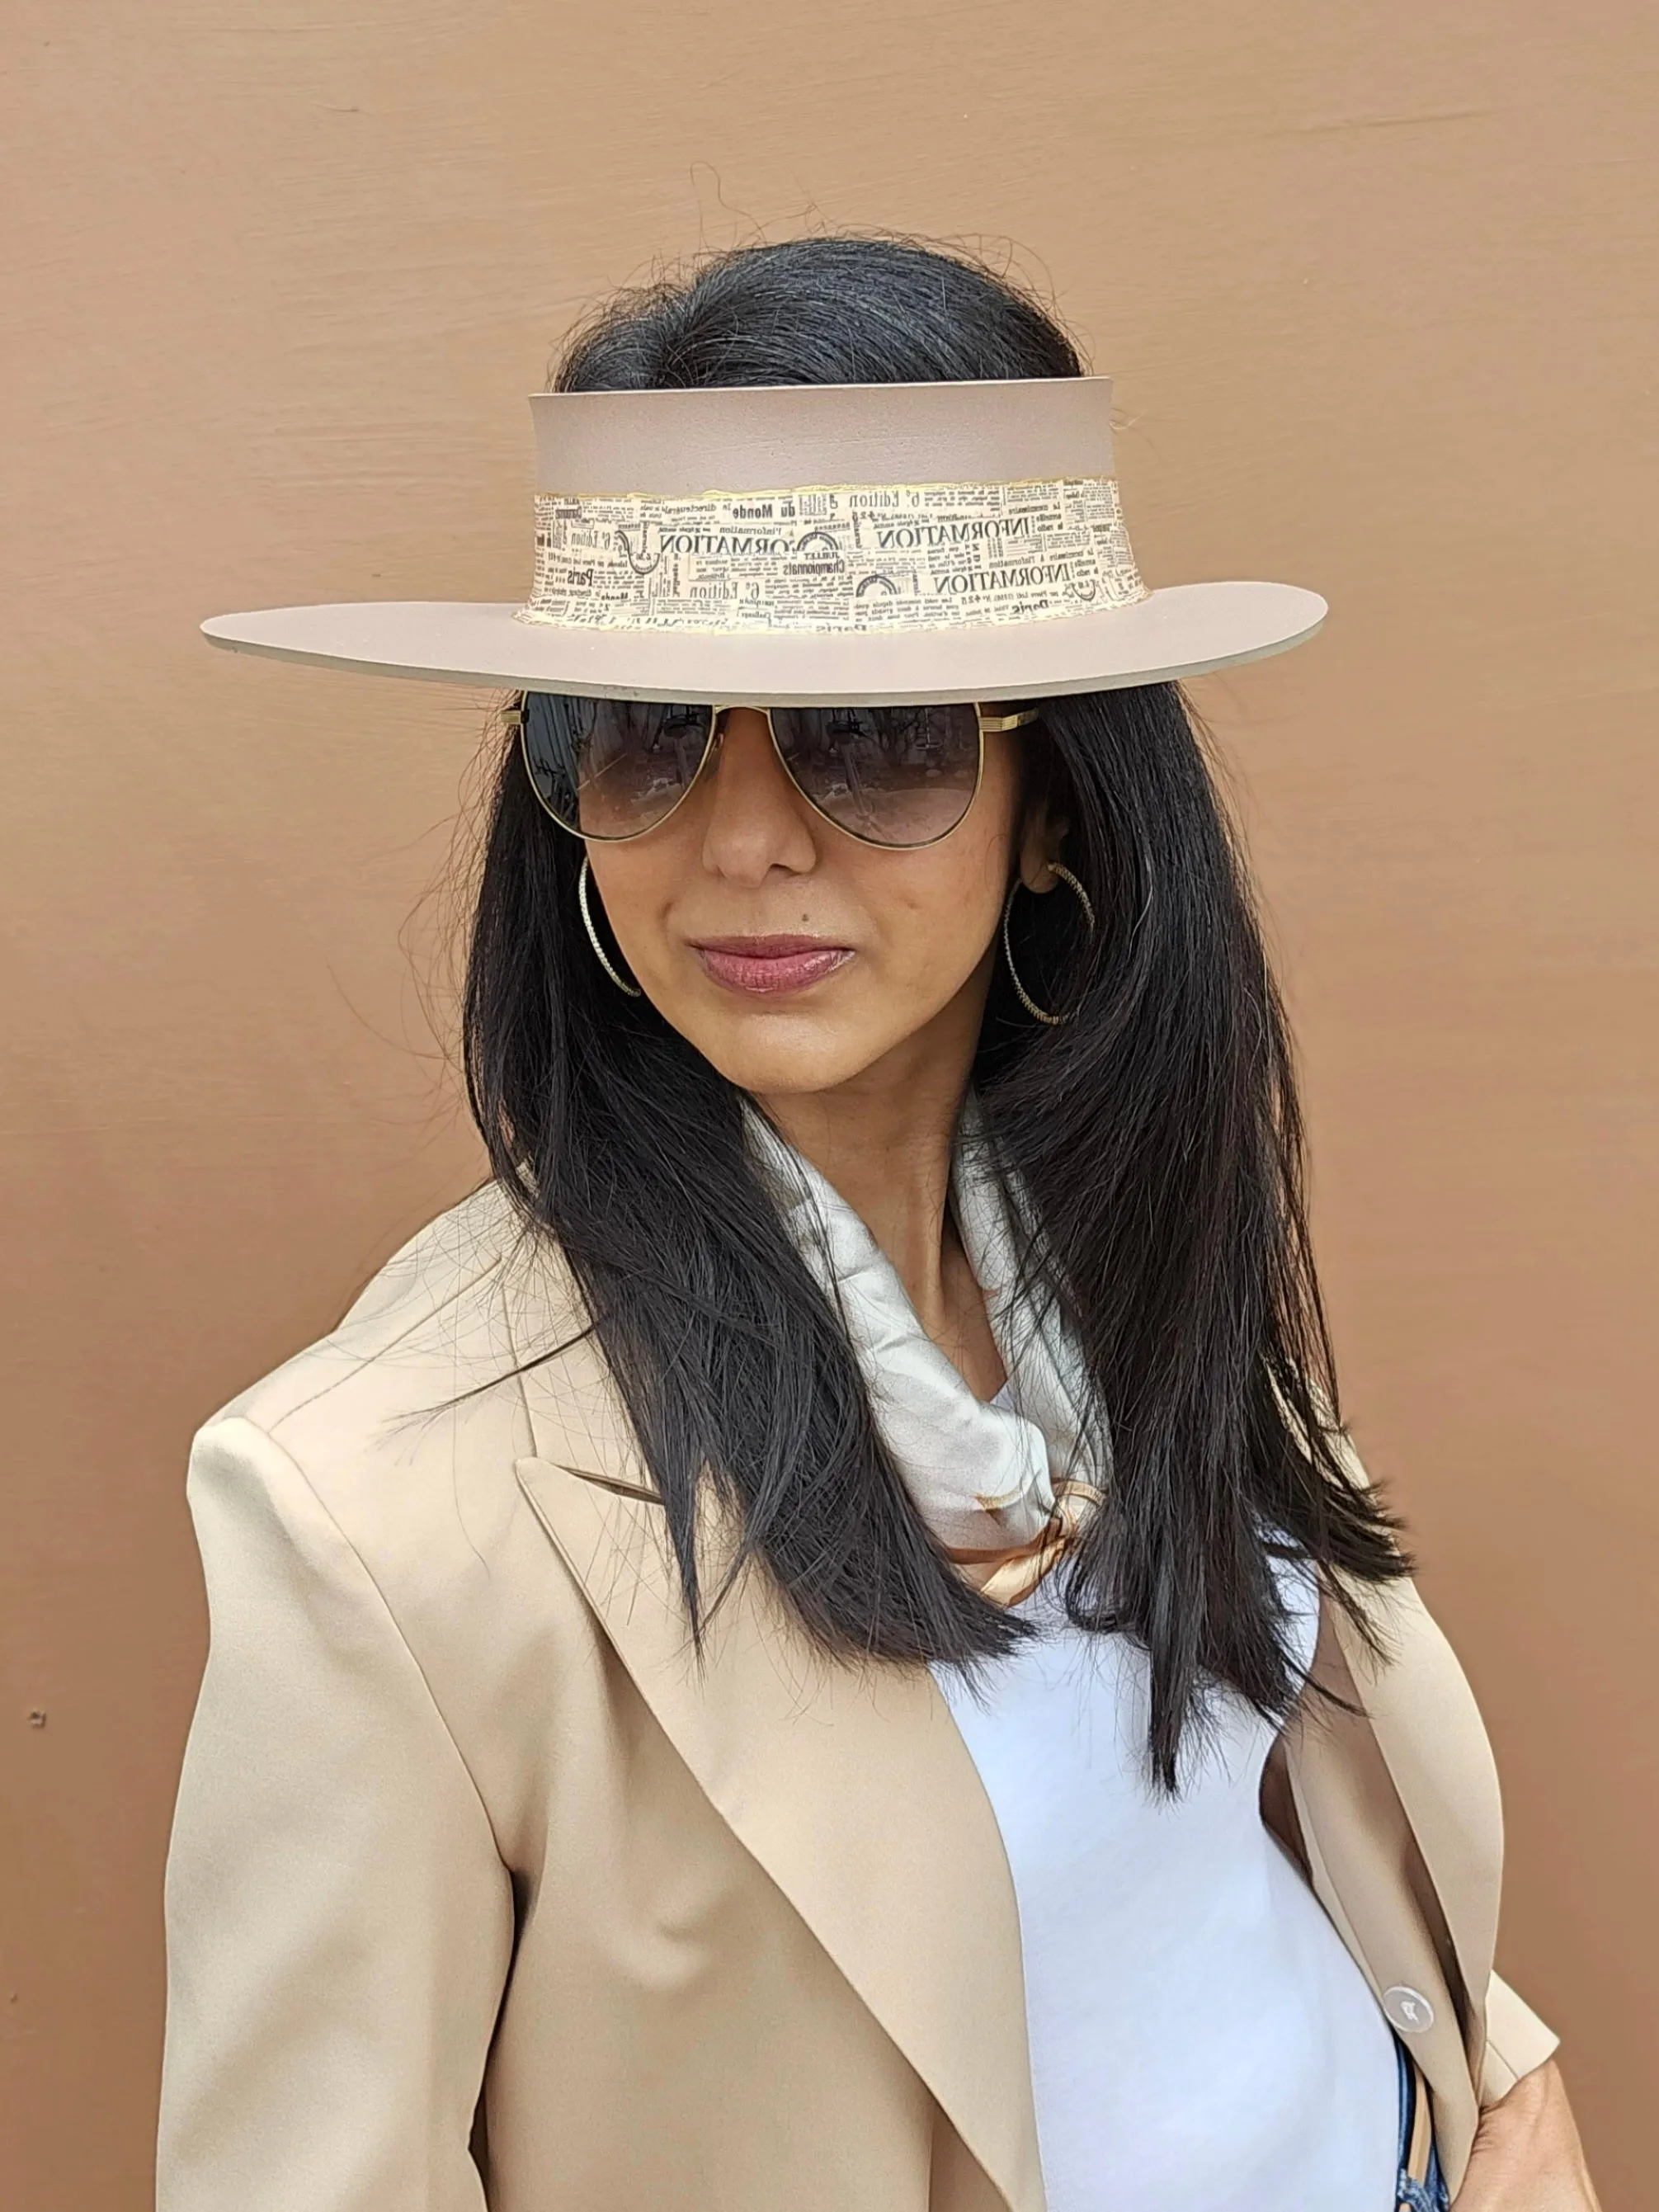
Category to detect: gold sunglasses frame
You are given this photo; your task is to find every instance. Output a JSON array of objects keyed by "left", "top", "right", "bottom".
[{"left": 505, "top": 694, "right": 1039, "bottom": 851}]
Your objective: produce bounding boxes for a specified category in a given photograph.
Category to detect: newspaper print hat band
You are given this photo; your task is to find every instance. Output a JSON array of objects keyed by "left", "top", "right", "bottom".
[
  {"left": 524, "top": 474, "right": 1147, "bottom": 634},
  {"left": 201, "top": 376, "right": 1328, "bottom": 705}
]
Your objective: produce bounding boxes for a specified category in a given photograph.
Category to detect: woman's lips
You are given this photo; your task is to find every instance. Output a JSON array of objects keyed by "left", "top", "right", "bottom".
[{"left": 690, "top": 935, "right": 855, "bottom": 996}]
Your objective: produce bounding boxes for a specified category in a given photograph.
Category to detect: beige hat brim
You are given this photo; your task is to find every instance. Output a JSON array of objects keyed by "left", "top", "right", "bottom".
[{"left": 200, "top": 579, "right": 1324, "bottom": 707}]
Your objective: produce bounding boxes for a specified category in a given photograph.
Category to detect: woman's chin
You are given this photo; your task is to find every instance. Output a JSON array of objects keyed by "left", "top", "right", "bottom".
[
  {"left": 705, "top": 1040, "right": 887, "bottom": 1101},
  {"left": 681, "top": 1012, "right": 904, "bottom": 1101}
]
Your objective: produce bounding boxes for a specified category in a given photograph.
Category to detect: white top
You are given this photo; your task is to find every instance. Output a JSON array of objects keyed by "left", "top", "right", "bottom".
[{"left": 931, "top": 1394, "right": 1400, "bottom": 2211}]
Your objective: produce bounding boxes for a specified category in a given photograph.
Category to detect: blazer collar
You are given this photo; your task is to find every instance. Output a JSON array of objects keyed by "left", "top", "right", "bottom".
[{"left": 497, "top": 1253, "right": 1044, "bottom": 2212}]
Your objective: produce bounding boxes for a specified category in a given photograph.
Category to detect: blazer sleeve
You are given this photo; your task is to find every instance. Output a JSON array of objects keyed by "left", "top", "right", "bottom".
[
  {"left": 1327, "top": 1422, "right": 1562, "bottom": 2101},
  {"left": 158, "top": 1417, "right": 515, "bottom": 2212},
  {"left": 1481, "top": 1969, "right": 1562, "bottom": 2101}
]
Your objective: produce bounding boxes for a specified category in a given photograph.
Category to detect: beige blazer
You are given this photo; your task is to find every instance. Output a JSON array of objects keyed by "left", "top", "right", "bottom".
[{"left": 158, "top": 1186, "right": 1558, "bottom": 2212}]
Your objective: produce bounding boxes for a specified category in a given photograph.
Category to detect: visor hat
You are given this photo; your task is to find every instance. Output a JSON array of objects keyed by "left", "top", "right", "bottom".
[{"left": 202, "top": 375, "right": 1325, "bottom": 706}]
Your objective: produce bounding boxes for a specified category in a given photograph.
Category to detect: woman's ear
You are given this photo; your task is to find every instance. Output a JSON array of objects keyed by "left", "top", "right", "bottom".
[{"left": 1016, "top": 798, "right": 1071, "bottom": 894}]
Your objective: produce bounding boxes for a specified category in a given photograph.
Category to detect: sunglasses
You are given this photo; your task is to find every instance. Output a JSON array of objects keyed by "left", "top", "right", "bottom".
[{"left": 507, "top": 693, "right": 1039, "bottom": 850}]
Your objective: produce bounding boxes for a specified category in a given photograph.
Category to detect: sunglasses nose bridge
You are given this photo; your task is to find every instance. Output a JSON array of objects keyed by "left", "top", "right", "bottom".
[
  {"left": 704, "top": 705, "right": 795, "bottom": 790},
  {"left": 708, "top": 705, "right": 855, "bottom": 840}
]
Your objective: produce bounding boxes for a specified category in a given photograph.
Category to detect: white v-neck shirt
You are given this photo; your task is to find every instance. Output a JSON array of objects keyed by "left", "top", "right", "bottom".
[{"left": 930, "top": 1394, "right": 1399, "bottom": 2210}]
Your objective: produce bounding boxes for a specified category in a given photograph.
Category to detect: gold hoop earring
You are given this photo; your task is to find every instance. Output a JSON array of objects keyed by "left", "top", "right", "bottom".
[
  {"left": 1001, "top": 862, "right": 1096, "bottom": 1026},
  {"left": 577, "top": 853, "right": 643, "bottom": 998}
]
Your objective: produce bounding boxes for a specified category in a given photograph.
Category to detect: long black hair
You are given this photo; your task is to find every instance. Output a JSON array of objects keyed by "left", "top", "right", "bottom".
[{"left": 464, "top": 235, "right": 1407, "bottom": 1786}]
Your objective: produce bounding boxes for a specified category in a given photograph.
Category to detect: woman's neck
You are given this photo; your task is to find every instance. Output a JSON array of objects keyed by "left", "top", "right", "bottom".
[{"left": 752, "top": 1002, "right": 1006, "bottom": 1398}]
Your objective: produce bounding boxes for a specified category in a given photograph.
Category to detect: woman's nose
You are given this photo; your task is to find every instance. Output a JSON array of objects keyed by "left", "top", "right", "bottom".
[{"left": 698, "top": 709, "right": 818, "bottom": 880}]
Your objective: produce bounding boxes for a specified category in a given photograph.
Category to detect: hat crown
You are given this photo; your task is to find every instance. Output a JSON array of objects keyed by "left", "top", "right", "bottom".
[{"left": 530, "top": 375, "right": 1117, "bottom": 498}]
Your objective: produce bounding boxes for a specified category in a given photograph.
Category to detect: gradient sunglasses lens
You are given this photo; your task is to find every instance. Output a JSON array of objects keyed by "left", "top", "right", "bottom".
[
  {"left": 768, "top": 703, "right": 983, "bottom": 847},
  {"left": 520, "top": 693, "right": 714, "bottom": 837}
]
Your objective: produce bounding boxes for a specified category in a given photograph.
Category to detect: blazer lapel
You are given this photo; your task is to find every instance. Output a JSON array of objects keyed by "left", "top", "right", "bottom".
[{"left": 499, "top": 1262, "right": 1044, "bottom": 2212}]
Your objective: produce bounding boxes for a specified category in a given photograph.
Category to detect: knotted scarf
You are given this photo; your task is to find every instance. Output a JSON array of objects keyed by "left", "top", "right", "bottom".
[{"left": 747, "top": 1098, "right": 1109, "bottom": 1604}]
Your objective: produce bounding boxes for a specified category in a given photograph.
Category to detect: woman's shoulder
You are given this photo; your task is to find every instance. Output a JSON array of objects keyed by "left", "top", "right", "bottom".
[
  {"left": 205, "top": 1179, "right": 533, "bottom": 1430},
  {"left": 190, "top": 1181, "right": 596, "bottom": 1568},
  {"left": 181, "top": 1186, "right": 620, "bottom": 1846}
]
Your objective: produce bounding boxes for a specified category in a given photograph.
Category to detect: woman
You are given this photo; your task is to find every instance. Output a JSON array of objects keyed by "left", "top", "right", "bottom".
[{"left": 163, "top": 237, "right": 1599, "bottom": 2210}]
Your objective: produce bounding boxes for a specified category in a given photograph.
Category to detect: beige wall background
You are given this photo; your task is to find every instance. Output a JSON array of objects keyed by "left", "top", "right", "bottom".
[{"left": 2, "top": 0, "right": 1654, "bottom": 2203}]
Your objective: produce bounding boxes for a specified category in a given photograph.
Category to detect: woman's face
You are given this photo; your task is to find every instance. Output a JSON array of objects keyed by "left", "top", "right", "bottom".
[{"left": 583, "top": 708, "right": 1058, "bottom": 1099}]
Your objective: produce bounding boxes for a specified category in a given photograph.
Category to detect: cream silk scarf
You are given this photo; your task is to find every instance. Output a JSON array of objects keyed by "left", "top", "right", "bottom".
[{"left": 747, "top": 1101, "right": 1109, "bottom": 1604}]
